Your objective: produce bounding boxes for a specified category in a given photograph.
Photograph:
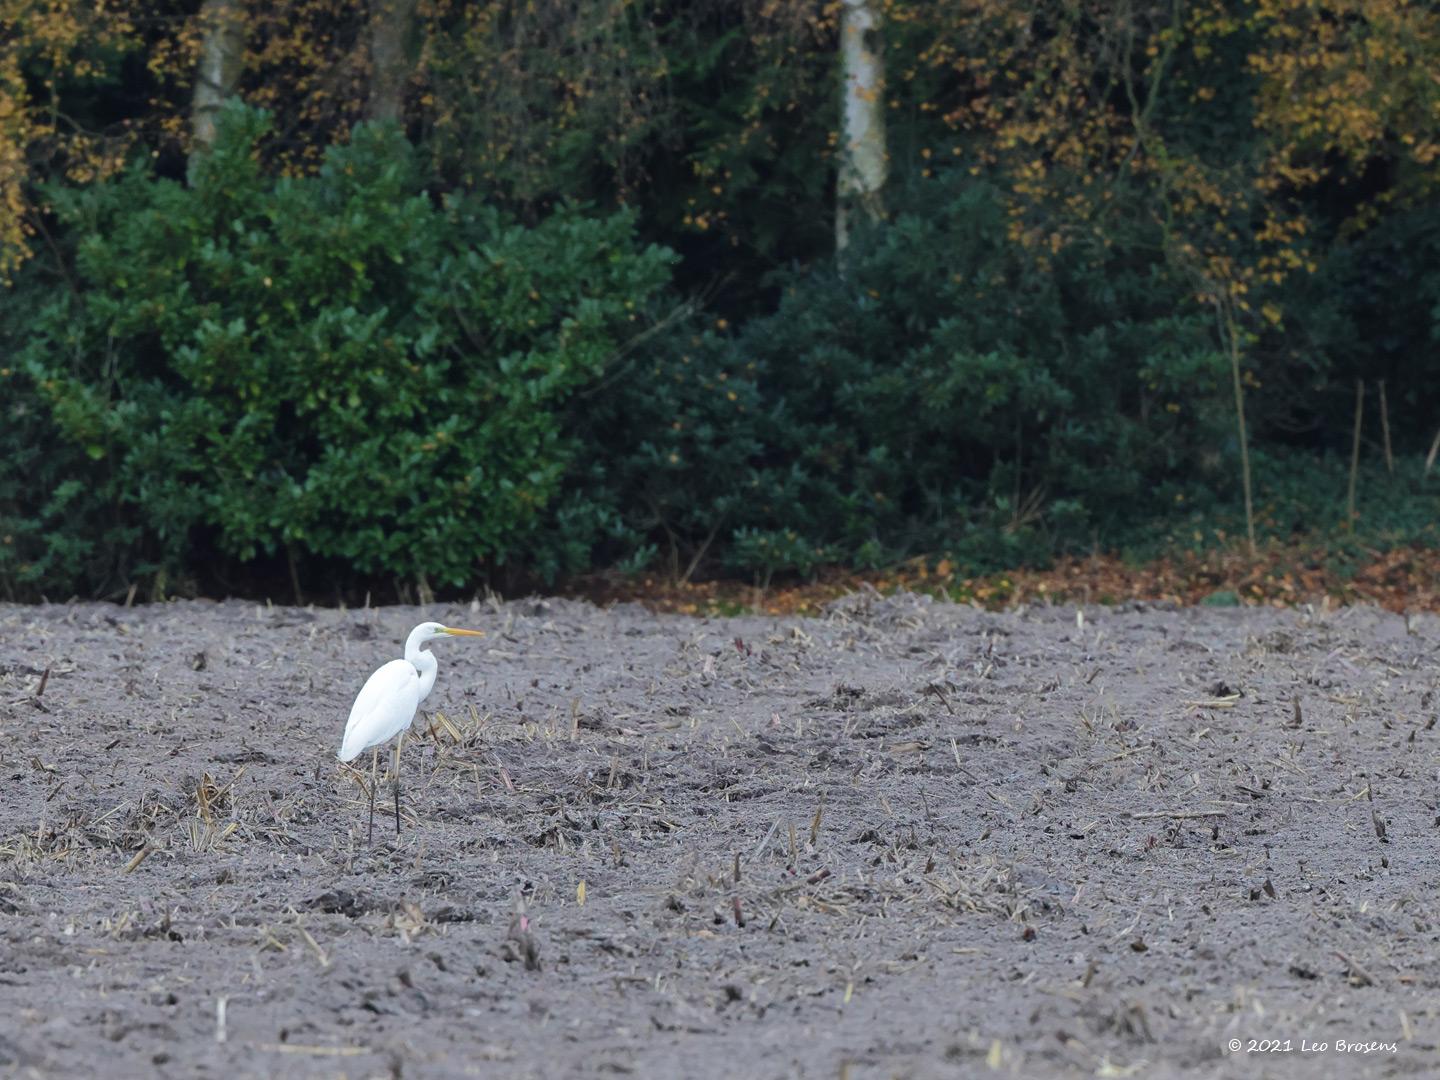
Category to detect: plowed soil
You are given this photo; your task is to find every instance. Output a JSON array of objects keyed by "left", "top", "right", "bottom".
[{"left": 1, "top": 594, "right": 1436, "bottom": 1078}]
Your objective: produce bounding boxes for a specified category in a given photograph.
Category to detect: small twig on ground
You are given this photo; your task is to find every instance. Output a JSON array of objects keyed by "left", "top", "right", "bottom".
[
  {"left": 1335, "top": 950, "right": 1379, "bottom": 988},
  {"left": 296, "top": 924, "right": 330, "bottom": 969},
  {"left": 927, "top": 683, "right": 955, "bottom": 715},
  {"left": 810, "top": 794, "right": 826, "bottom": 846},
  {"left": 749, "top": 819, "right": 781, "bottom": 864},
  {"left": 257, "top": 1045, "right": 369, "bottom": 1057}
]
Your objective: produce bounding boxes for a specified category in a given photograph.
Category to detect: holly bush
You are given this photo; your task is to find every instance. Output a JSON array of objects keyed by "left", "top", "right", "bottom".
[{"left": 13, "top": 104, "right": 672, "bottom": 594}]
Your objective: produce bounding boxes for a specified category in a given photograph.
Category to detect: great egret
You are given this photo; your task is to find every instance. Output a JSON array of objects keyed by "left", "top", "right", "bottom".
[{"left": 339, "top": 621, "right": 484, "bottom": 841}]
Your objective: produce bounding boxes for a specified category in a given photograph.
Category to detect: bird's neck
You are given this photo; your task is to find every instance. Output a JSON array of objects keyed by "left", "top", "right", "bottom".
[{"left": 404, "top": 632, "right": 440, "bottom": 702}]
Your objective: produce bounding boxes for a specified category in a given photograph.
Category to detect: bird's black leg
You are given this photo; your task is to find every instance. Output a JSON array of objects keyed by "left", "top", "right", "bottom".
[
  {"left": 368, "top": 749, "right": 379, "bottom": 846},
  {"left": 393, "top": 732, "right": 404, "bottom": 836}
]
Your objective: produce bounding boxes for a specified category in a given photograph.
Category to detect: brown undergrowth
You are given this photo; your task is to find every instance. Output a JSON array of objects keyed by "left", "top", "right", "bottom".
[{"left": 574, "top": 542, "right": 1440, "bottom": 617}]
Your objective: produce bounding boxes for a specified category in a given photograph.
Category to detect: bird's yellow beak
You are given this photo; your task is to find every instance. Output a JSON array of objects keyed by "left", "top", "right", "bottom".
[{"left": 441, "top": 626, "right": 485, "bottom": 637}]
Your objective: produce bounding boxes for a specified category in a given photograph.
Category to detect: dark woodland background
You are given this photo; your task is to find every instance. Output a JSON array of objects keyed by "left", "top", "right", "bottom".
[{"left": 2, "top": 1, "right": 1439, "bottom": 603}]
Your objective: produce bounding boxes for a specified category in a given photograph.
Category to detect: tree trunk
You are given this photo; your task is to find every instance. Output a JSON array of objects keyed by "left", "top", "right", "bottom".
[
  {"left": 836, "top": 0, "right": 887, "bottom": 256},
  {"left": 1217, "top": 300, "right": 1257, "bottom": 557},
  {"left": 190, "top": 0, "right": 245, "bottom": 161},
  {"left": 366, "top": 0, "right": 419, "bottom": 123}
]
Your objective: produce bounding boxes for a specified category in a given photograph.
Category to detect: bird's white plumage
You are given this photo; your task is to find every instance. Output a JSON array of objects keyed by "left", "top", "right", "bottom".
[
  {"left": 339, "top": 658, "right": 422, "bottom": 762},
  {"left": 337, "top": 621, "right": 483, "bottom": 767},
  {"left": 337, "top": 621, "right": 482, "bottom": 840}
]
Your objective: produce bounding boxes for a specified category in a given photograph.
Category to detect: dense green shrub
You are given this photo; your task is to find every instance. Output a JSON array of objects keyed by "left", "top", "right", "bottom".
[
  {"left": 11, "top": 103, "right": 672, "bottom": 595},
  {"left": 0, "top": 299, "right": 116, "bottom": 599},
  {"left": 6, "top": 107, "right": 1437, "bottom": 600},
  {"left": 562, "top": 318, "right": 768, "bottom": 578},
  {"left": 576, "top": 176, "right": 1233, "bottom": 578},
  {"left": 1307, "top": 203, "right": 1440, "bottom": 443}
]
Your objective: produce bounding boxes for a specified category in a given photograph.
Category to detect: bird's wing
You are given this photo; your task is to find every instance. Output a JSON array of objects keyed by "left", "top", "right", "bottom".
[{"left": 338, "top": 659, "right": 421, "bottom": 761}]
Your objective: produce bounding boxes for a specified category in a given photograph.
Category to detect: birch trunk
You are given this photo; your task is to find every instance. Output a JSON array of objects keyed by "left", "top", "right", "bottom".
[
  {"left": 366, "top": 0, "right": 419, "bottom": 123},
  {"left": 189, "top": 0, "right": 245, "bottom": 160},
  {"left": 836, "top": 0, "right": 887, "bottom": 255}
]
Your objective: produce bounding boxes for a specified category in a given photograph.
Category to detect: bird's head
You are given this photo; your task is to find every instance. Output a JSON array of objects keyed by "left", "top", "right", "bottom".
[{"left": 414, "top": 621, "right": 485, "bottom": 642}]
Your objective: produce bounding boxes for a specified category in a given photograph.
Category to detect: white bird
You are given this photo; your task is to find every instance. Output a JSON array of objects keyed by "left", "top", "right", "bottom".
[{"left": 339, "top": 621, "right": 484, "bottom": 840}]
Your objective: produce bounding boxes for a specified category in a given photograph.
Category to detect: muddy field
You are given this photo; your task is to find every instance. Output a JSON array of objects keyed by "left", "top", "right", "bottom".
[{"left": 1, "top": 593, "right": 1438, "bottom": 1078}]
